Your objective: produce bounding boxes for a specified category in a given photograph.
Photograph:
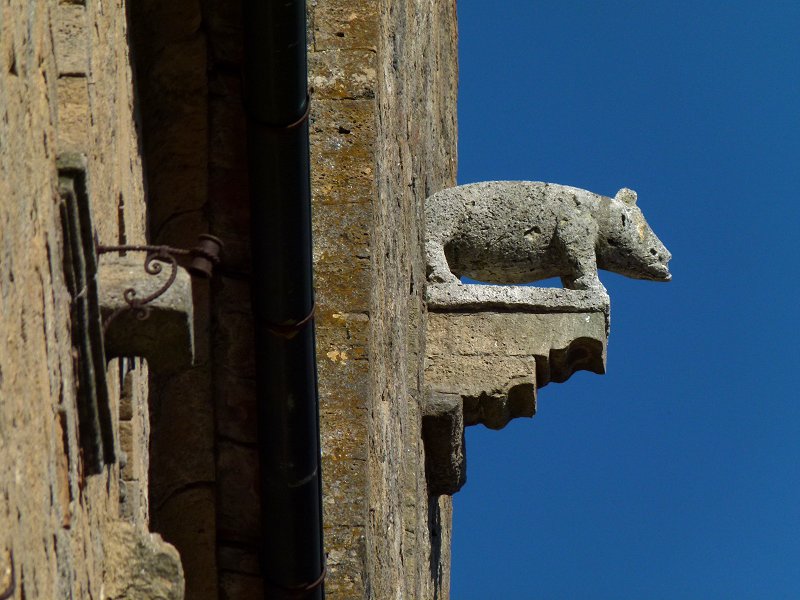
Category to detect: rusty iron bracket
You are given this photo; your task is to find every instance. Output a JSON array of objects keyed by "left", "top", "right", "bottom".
[
  {"left": 263, "top": 562, "right": 326, "bottom": 599},
  {"left": 264, "top": 303, "right": 316, "bottom": 340},
  {"left": 96, "top": 234, "right": 223, "bottom": 332}
]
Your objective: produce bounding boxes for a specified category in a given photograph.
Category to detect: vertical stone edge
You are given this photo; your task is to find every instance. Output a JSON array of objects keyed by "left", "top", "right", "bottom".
[
  {"left": 370, "top": 0, "right": 458, "bottom": 598},
  {"left": 309, "top": 0, "right": 378, "bottom": 597}
]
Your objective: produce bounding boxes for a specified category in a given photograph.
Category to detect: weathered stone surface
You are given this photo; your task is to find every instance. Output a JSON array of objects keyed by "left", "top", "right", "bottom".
[
  {"left": 425, "top": 181, "right": 672, "bottom": 294},
  {"left": 153, "top": 486, "right": 217, "bottom": 599},
  {"left": 128, "top": 3, "right": 207, "bottom": 237},
  {"left": 54, "top": 4, "right": 88, "bottom": 75},
  {"left": 1, "top": 1, "right": 157, "bottom": 597},
  {"left": 367, "top": 0, "right": 459, "bottom": 598},
  {"left": 219, "top": 571, "right": 263, "bottom": 600},
  {"left": 310, "top": 99, "right": 376, "bottom": 206},
  {"left": 308, "top": 9, "right": 378, "bottom": 597},
  {"left": 127, "top": 5, "right": 218, "bottom": 594},
  {"left": 427, "top": 281, "right": 610, "bottom": 318},
  {"left": 311, "top": 0, "right": 379, "bottom": 51},
  {"left": 3, "top": 1, "right": 459, "bottom": 599},
  {"left": 148, "top": 367, "right": 216, "bottom": 505},
  {"left": 103, "top": 521, "right": 185, "bottom": 600},
  {"left": 215, "top": 373, "right": 258, "bottom": 444},
  {"left": 426, "top": 353, "right": 536, "bottom": 430},
  {"left": 309, "top": 49, "right": 377, "bottom": 99},
  {"left": 218, "top": 545, "right": 260, "bottom": 576},
  {"left": 98, "top": 255, "right": 195, "bottom": 373},
  {"left": 422, "top": 392, "right": 466, "bottom": 496},
  {"left": 56, "top": 76, "right": 91, "bottom": 151},
  {"left": 422, "top": 179, "right": 668, "bottom": 433},
  {"left": 216, "top": 441, "right": 260, "bottom": 544}
]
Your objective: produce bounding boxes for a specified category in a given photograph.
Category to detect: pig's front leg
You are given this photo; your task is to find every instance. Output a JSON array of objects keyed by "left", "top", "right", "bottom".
[{"left": 556, "top": 218, "right": 606, "bottom": 294}]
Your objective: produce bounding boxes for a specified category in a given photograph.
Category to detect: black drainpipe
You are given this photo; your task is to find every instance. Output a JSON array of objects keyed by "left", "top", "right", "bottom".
[{"left": 242, "top": 1, "right": 325, "bottom": 598}]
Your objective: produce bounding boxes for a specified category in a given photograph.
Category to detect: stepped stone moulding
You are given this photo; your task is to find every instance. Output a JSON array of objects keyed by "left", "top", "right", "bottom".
[{"left": 422, "top": 181, "right": 671, "bottom": 495}]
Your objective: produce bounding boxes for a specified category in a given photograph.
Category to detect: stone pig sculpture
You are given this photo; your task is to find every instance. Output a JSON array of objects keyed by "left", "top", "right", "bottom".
[{"left": 425, "top": 181, "right": 671, "bottom": 293}]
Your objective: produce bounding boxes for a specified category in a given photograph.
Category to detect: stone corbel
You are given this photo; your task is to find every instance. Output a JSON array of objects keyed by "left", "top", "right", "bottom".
[
  {"left": 422, "top": 284, "right": 609, "bottom": 496},
  {"left": 57, "top": 153, "right": 220, "bottom": 377},
  {"left": 97, "top": 235, "right": 222, "bottom": 373},
  {"left": 98, "top": 254, "right": 197, "bottom": 374},
  {"left": 96, "top": 236, "right": 222, "bottom": 374}
]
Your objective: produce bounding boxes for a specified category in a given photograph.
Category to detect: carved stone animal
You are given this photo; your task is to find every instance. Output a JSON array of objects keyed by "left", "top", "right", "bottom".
[{"left": 425, "top": 181, "right": 671, "bottom": 292}]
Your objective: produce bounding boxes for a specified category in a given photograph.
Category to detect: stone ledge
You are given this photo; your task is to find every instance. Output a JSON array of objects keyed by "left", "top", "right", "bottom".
[
  {"left": 427, "top": 309, "right": 607, "bottom": 391},
  {"left": 426, "top": 282, "right": 609, "bottom": 323}
]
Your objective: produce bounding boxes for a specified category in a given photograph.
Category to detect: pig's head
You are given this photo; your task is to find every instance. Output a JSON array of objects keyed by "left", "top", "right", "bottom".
[{"left": 596, "top": 188, "right": 672, "bottom": 281}]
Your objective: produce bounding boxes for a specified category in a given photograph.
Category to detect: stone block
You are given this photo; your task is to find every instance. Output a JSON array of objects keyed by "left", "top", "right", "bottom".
[
  {"left": 422, "top": 392, "right": 466, "bottom": 496},
  {"left": 148, "top": 367, "right": 215, "bottom": 504},
  {"left": 215, "top": 310, "right": 256, "bottom": 378},
  {"left": 217, "top": 545, "right": 260, "bottom": 576},
  {"left": 216, "top": 441, "right": 261, "bottom": 544},
  {"left": 154, "top": 486, "right": 217, "bottom": 599},
  {"left": 310, "top": 99, "right": 375, "bottom": 206},
  {"left": 311, "top": 0, "right": 378, "bottom": 51},
  {"left": 219, "top": 571, "right": 263, "bottom": 600},
  {"left": 214, "top": 374, "right": 257, "bottom": 444},
  {"left": 119, "top": 479, "right": 146, "bottom": 524},
  {"left": 205, "top": 0, "right": 243, "bottom": 65},
  {"left": 313, "top": 201, "right": 371, "bottom": 263},
  {"left": 103, "top": 521, "right": 184, "bottom": 600},
  {"left": 314, "top": 255, "right": 371, "bottom": 314},
  {"left": 57, "top": 76, "right": 90, "bottom": 151},
  {"left": 118, "top": 420, "right": 134, "bottom": 479},
  {"left": 54, "top": 4, "right": 88, "bottom": 75}
]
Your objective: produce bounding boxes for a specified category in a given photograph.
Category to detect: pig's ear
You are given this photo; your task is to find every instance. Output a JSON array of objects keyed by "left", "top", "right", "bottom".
[{"left": 615, "top": 188, "right": 638, "bottom": 206}]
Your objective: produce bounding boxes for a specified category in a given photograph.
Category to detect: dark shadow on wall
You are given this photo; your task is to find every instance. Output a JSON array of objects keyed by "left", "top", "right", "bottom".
[
  {"left": 125, "top": 2, "right": 218, "bottom": 599},
  {"left": 428, "top": 496, "right": 444, "bottom": 600}
]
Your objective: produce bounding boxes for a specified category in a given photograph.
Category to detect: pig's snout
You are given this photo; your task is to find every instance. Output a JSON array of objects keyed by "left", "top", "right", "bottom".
[{"left": 648, "top": 244, "right": 672, "bottom": 280}]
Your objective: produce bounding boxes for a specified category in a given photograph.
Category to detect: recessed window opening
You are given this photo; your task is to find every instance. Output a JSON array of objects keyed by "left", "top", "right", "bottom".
[{"left": 57, "top": 156, "right": 115, "bottom": 475}]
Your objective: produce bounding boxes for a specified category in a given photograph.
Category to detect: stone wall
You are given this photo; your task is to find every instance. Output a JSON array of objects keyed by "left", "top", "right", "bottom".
[
  {"left": 0, "top": 1, "right": 180, "bottom": 598},
  {"left": 369, "top": 1, "right": 458, "bottom": 597},
  {"left": 308, "top": 1, "right": 376, "bottom": 595},
  {"left": 1, "top": 0, "right": 459, "bottom": 597},
  {"left": 310, "top": 0, "right": 458, "bottom": 597},
  {"left": 129, "top": 1, "right": 458, "bottom": 597}
]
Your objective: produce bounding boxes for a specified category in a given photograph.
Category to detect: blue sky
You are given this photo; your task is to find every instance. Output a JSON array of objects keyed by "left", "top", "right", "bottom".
[{"left": 452, "top": 2, "right": 800, "bottom": 598}]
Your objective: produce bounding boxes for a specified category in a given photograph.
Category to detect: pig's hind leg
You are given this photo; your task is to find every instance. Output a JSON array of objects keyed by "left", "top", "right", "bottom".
[{"left": 425, "top": 239, "right": 460, "bottom": 284}]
